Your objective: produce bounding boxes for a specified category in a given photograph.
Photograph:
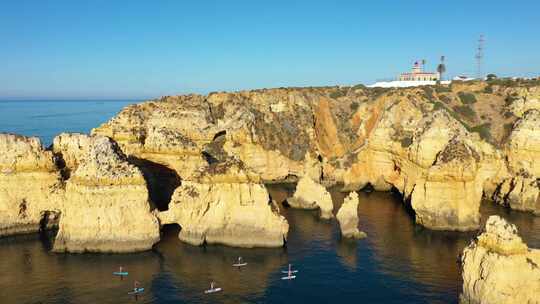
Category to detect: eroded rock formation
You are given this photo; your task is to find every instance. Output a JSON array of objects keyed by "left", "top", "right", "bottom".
[
  {"left": 2, "top": 79, "right": 540, "bottom": 251},
  {"left": 90, "top": 80, "right": 540, "bottom": 232},
  {"left": 288, "top": 175, "right": 334, "bottom": 219},
  {"left": 52, "top": 134, "right": 160, "bottom": 253},
  {"left": 460, "top": 215, "right": 540, "bottom": 304},
  {"left": 336, "top": 192, "right": 366, "bottom": 239},
  {"left": 157, "top": 160, "right": 288, "bottom": 247},
  {"left": 0, "top": 133, "right": 62, "bottom": 236}
]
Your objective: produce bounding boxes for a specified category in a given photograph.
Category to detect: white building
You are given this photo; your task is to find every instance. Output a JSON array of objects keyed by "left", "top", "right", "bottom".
[{"left": 398, "top": 61, "right": 440, "bottom": 81}]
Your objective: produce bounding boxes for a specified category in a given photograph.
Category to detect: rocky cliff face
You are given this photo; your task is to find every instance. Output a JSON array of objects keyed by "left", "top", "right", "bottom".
[
  {"left": 52, "top": 134, "right": 160, "bottom": 253},
  {"left": 460, "top": 215, "right": 540, "bottom": 304},
  {"left": 2, "top": 79, "right": 539, "bottom": 251},
  {"left": 0, "top": 133, "right": 62, "bottom": 236},
  {"left": 157, "top": 160, "right": 288, "bottom": 247},
  {"left": 91, "top": 80, "right": 540, "bottom": 233}
]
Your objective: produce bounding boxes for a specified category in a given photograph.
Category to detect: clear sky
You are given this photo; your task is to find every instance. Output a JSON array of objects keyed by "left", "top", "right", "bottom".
[{"left": 1, "top": 0, "right": 539, "bottom": 99}]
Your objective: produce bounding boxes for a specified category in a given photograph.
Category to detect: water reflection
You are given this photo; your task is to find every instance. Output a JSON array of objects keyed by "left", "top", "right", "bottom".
[{"left": 0, "top": 187, "right": 538, "bottom": 304}]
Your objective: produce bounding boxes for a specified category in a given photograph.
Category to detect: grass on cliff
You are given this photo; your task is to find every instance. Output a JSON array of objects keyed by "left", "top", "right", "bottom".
[
  {"left": 458, "top": 92, "right": 477, "bottom": 104},
  {"left": 469, "top": 123, "right": 492, "bottom": 141},
  {"left": 453, "top": 105, "right": 477, "bottom": 120}
]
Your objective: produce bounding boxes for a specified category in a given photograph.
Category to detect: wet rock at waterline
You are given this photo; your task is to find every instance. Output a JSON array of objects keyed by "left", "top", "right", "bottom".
[
  {"left": 336, "top": 192, "right": 366, "bottom": 239},
  {"left": 460, "top": 216, "right": 540, "bottom": 304}
]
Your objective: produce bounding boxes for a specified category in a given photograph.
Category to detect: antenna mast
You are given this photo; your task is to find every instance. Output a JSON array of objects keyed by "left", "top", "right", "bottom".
[{"left": 475, "top": 34, "right": 485, "bottom": 79}]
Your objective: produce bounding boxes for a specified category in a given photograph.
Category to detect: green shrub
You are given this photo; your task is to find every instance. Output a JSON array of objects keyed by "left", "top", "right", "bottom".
[
  {"left": 352, "top": 84, "right": 366, "bottom": 90},
  {"left": 504, "top": 95, "right": 520, "bottom": 106},
  {"left": 432, "top": 101, "right": 446, "bottom": 111},
  {"left": 350, "top": 102, "right": 359, "bottom": 112},
  {"left": 454, "top": 105, "right": 477, "bottom": 120},
  {"left": 484, "top": 86, "right": 493, "bottom": 93},
  {"left": 435, "top": 86, "right": 451, "bottom": 93},
  {"left": 422, "top": 86, "right": 435, "bottom": 100},
  {"left": 486, "top": 74, "right": 497, "bottom": 81},
  {"left": 400, "top": 136, "right": 413, "bottom": 148},
  {"left": 458, "top": 92, "right": 477, "bottom": 104},
  {"left": 439, "top": 95, "right": 452, "bottom": 104},
  {"left": 470, "top": 123, "right": 492, "bottom": 141},
  {"left": 329, "top": 89, "right": 347, "bottom": 99}
]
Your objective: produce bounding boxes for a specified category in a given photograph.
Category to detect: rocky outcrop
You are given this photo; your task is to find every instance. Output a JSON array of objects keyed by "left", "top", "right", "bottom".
[
  {"left": 493, "top": 176, "right": 539, "bottom": 215},
  {"left": 506, "top": 110, "right": 540, "bottom": 176},
  {"left": 52, "top": 134, "right": 160, "bottom": 253},
  {"left": 336, "top": 192, "right": 366, "bottom": 239},
  {"left": 157, "top": 160, "right": 289, "bottom": 247},
  {"left": 460, "top": 215, "right": 540, "bottom": 304},
  {"left": 0, "top": 133, "right": 62, "bottom": 236},
  {"left": 288, "top": 176, "right": 334, "bottom": 219}
]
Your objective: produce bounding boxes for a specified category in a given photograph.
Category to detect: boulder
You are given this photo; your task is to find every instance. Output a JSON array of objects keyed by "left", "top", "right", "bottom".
[{"left": 460, "top": 215, "right": 540, "bottom": 303}]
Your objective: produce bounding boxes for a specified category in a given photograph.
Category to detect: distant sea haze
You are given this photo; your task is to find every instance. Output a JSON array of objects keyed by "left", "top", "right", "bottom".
[{"left": 0, "top": 99, "right": 135, "bottom": 146}]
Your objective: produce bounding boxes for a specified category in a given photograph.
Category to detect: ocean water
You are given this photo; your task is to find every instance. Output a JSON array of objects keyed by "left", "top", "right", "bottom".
[
  {"left": 0, "top": 100, "right": 135, "bottom": 146},
  {"left": 0, "top": 100, "right": 539, "bottom": 304}
]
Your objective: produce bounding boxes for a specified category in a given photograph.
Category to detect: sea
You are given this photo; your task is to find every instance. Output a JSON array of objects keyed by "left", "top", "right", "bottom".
[{"left": 0, "top": 100, "right": 539, "bottom": 304}]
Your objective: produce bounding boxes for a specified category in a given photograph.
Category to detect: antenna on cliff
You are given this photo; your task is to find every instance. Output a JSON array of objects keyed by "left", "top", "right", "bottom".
[{"left": 475, "top": 34, "right": 485, "bottom": 79}]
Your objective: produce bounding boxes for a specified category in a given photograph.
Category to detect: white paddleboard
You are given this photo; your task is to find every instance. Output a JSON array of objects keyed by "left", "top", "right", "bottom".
[
  {"left": 232, "top": 263, "right": 247, "bottom": 267},
  {"left": 204, "top": 287, "right": 222, "bottom": 294},
  {"left": 281, "top": 270, "right": 298, "bottom": 274},
  {"left": 281, "top": 275, "right": 296, "bottom": 280},
  {"left": 128, "top": 287, "right": 144, "bottom": 295}
]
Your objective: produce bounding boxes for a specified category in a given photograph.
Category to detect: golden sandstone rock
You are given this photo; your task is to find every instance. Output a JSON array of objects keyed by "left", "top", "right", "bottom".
[
  {"left": 0, "top": 133, "right": 62, "bottom": 236},
  {"left": 52, "top": 134, "right": 160, "bottom": 253},
  {"left": 2, "top": 80, "right": 540, "bottom": 253},
  {"left": 336, "top": 192, "right": 366, "bottom": 239},
  {"left": 157, "top": 160, "right": 288, "bottom": 247},
  {"left": 460, "top": 216, "right": 540, "bottom": 304},
  {"left": 288, "top": 175, "right": 334, "bottom": 219}
]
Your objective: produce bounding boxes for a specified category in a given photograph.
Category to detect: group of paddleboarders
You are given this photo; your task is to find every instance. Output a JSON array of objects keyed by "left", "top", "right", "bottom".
[{"left": 114, "top": 257, "right": 298, "bottom": 298}]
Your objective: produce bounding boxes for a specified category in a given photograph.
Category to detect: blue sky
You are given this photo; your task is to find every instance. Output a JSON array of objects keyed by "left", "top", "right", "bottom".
[{"left": 1, "top": 0, "right": 539, "bottom": 99}]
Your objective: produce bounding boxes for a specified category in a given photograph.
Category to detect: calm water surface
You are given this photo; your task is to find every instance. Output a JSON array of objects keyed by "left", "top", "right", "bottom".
[{"left": 0, "top": 101, "right": 539, "bottom": 304}]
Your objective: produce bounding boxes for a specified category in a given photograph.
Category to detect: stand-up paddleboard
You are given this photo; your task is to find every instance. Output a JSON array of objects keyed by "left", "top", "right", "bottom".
[
  {"left": 113, "top": 271, "right": 129, "bottom": 276},
  {"left": 204, "top": 287, "right": 223, "bottom": 294},
  {"left": 281, "top": 275, "right": 296, "bottom": 280},
  {"left": 128, "top": 288, "right": 144, "bottom": 295},
  {"left": 280, "top": 270, "right": 298, "bottom": 274},
  {"left": 232, "top": 262, "right": 247, "bottom": 267}
]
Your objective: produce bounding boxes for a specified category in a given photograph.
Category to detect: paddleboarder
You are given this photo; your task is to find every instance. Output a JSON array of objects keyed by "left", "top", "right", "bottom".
[{"left": 133, "top": 281, "right": 140, "bottom": 300}]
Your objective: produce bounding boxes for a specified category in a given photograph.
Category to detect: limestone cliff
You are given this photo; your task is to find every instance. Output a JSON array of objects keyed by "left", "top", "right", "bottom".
[
  {"left": 157, "top": 160, "right": 289, "bottom": 247},
  {"left": 90, "top": 80, "right": 540, "bottom": 233},
  {"left": 4, "top": 79, "right": 539, "bottom": 250},
  {"left": 460, "top": 215, "right": 540, "bottom": 304},
  {"left": 336, "top": 192, "right": 366, "bottom": 239},
  {"left": 52, "top": 134, "right": 160, "bottom": 253},
  {"left": 0, "top": 133, "right": 62, "bottom": 236}
]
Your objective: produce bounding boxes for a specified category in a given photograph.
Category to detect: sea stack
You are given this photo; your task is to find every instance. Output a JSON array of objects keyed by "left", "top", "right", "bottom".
[
  {"left": 52, "top": 134, "right": 160, "bottom": 253},
  {"left": 288, "top": 175, "right": 334, "bottom": 219},
  {"left": 460, "top": 215, "right": 540, "bottom": 304},
  {"left": 336, "top": 192, "right": 366, "bottom": 239}
]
